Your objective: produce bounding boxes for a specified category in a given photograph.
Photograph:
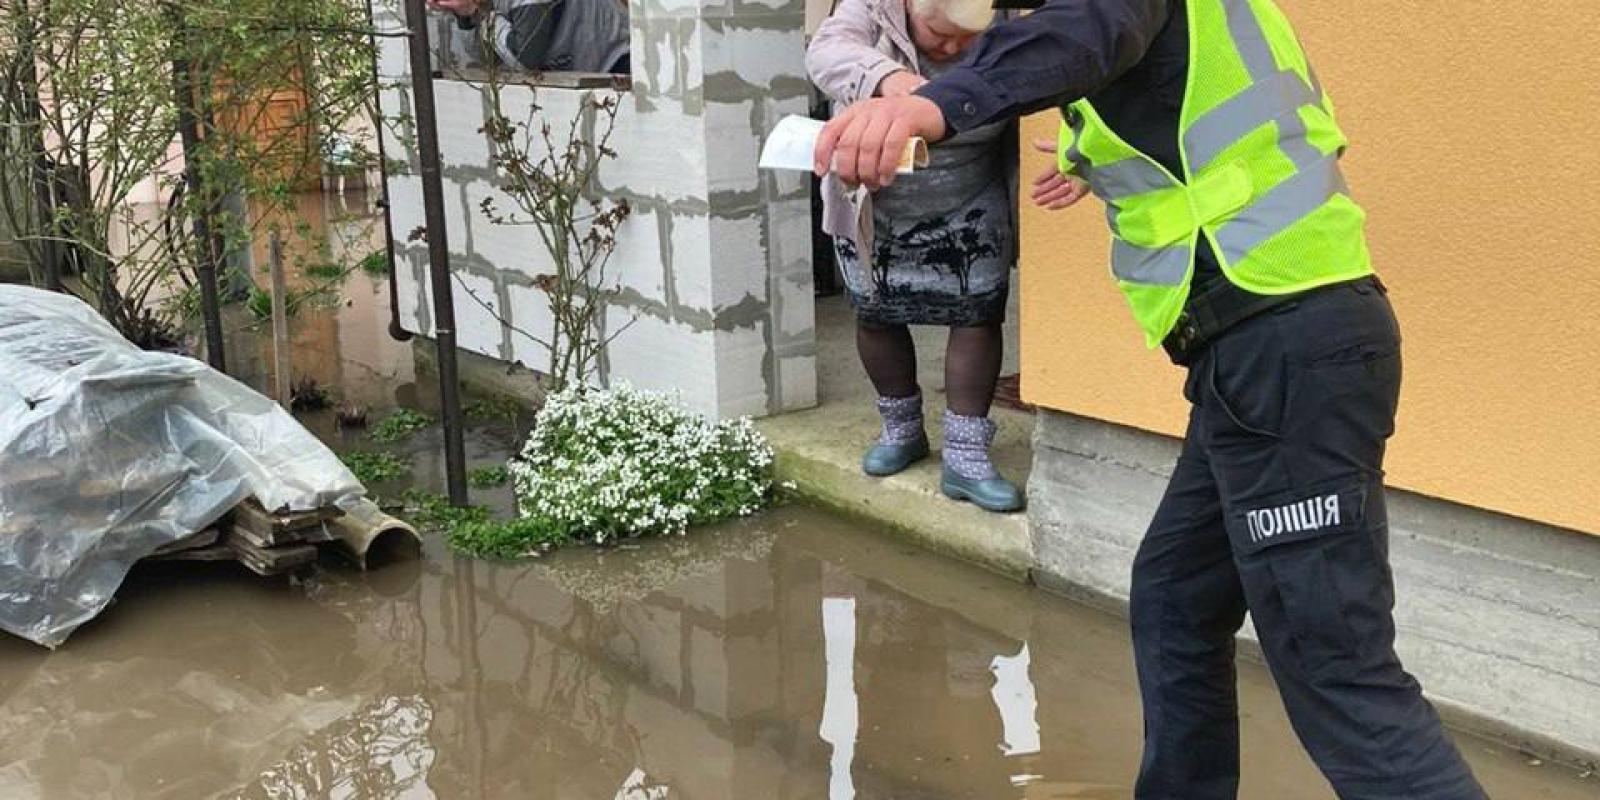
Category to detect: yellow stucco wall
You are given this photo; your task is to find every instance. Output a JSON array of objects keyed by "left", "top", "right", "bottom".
[{"left": 1019, "top": 2, "right": 1600, "bottom": 535}]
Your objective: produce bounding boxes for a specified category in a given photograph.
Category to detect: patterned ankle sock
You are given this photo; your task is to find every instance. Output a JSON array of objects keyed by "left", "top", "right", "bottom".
[
  {"left": 876, "top": 392, "right": 925, "bottom": 446},
  {"left": 943, "top": 409, "right": 999, "bottom": 481}
]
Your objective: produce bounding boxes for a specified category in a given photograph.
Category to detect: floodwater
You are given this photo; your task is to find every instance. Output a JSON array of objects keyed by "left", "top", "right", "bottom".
[
  {"left": 4, "top": 192, "right": 1592, "bottom": 798},
  {"left": 0, "top": 508, "right": 1595, "bottom": 799}
]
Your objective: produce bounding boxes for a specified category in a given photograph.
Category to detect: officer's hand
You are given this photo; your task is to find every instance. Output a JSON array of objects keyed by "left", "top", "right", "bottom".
[
  {"left": 813, "top": 95, "right": 947, "bottom": 191},
  {"left": 1029, "top": 137, "right": 1089, "bottom": 210}
]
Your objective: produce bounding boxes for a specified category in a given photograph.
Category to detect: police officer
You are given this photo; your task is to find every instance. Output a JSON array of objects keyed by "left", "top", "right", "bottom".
[{"left": 812, "top": 1, "right": 1490, "bottom": 798}]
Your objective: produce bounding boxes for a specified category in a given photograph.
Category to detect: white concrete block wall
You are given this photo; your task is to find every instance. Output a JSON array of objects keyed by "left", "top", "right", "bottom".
[{"left": 374, "top": 0, "right": 815, "bottom": 419}]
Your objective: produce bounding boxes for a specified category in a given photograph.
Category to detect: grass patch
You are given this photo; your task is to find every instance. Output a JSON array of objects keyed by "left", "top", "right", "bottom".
[
  {"left": 468, "top": 465, "right": 510, "bottom": 488},
  {"left": 464, "top": 394, "right": 524, "bottom": 423},
  {"left": 397, "top": 489, "right": 490, "bottom": 529},
  {"left": 393, "top": 489, "right": 559, "bottom": 559},
  {"left": 341, "top": 451, "right": 411, "bottom": 484},
  {"left": 446, "top": 517, "right": 563, "bottom": 559},
  {"left": 369, "top": 409, "right": 433, "bottom": 443}
]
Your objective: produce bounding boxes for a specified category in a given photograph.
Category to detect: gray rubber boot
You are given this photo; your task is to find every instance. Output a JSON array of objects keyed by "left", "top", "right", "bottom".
[
  {"left": 862, "top": 392, "right": 929, "bottom": 477},
  {"left": 940, "top": 410, "right": 1024, "bottom": 513}
]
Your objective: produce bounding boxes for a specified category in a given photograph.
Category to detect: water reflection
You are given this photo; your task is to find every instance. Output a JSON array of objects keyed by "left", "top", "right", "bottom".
[
  {"left": 819, "top": 596, "right": 858, "bottom": 800},
  {"left": 0, "top": 509, "right": 1591, "bottom": 799},
  {"left": 228, "top": 695, "right": 438, "bottom": 799}
]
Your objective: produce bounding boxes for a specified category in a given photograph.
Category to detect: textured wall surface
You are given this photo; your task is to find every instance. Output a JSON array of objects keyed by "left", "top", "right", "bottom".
[
  {"left": 1018, "top": 2, "right": 1600, "bottom": 535},
  {"left": 375, "top": 0, "right": 816, "bottom": 419},
  {"left": 1028, "top": 411, "right": 1600, "bottom": 761}
]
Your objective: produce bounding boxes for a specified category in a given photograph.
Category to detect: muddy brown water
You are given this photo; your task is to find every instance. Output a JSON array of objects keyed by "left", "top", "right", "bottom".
[
  {"left": 0, "top": 506, "right": 1594, "bottom": 799},
  {"left": 6, "top": 199, "right": 1590, "bottom": 798}
]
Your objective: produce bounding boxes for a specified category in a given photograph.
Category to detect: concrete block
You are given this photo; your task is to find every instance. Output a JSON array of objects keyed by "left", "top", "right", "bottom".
[
  {"left": 435, "top": 88, "right": 493, "bottom": 169},
  {"left": 462, "top": 182, "right": 552, "bottom": 278},
  {"left": 706, "top": 214, "right": 769, "bottom": 309},
  {"left": 765, "top": 196, "right": 811, "bottom": 268},
  {"left": 667, "top": 213, "right": 714, "bottom": 310},
  {"left": 504, "top": 280, "right": 558, "bottom": 369},
  {"left": 704, "top": 117, "right": 762, "bottom": 194},
  {"left": 700, "top": 25, "right": 803, "bottom": 91},
  {"left": 774, "top": 268, "right": 813, "bottom": 342},
  {"left": 712, "top": 326, "right": 771, "bottom": 418},
  {"left": 451, "top": 270, "right": 508, "bottom": 359},
  {"left": 610, "top": 205, "right": 668, "bottom": 300},
  {"left": 776, "top": 353, "right": 817, "bottom": 411},
  {"left": 633, "top": 18, "right": 702, "bottom": 98},
  {"left": 604, "top": 311, "right": 719, "bottom": 415},
  {"left": 601, "top": 108, "right": 709, "bottom": 202}
]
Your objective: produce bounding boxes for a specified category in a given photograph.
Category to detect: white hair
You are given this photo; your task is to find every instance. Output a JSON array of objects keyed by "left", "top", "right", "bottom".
[{"left": 910, "top": 0, "right": 994, "bottom": 33}]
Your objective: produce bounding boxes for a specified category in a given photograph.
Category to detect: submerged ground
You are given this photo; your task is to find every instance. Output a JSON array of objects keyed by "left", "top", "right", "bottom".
[{"left": 1, "top": 198, "right": 1591, "bottom": 798}]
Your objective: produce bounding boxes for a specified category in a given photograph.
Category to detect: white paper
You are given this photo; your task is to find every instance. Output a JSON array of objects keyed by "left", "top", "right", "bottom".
[
  {"left": 759, "top": 115, "right": 827, "bottom": 172},
  {"left": 759, "top": 114, "right": 928, "bottom": 175}
]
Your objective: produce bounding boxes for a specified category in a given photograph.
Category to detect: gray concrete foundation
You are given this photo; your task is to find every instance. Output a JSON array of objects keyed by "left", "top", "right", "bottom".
[{"left": 1029, "top": 409, "right": 1600, "bottom": 768}]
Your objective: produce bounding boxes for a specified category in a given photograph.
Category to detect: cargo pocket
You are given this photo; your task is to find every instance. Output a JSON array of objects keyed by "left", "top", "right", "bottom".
[{"left": 1228, "top": 477, "right": 1376, "bottom": 680}]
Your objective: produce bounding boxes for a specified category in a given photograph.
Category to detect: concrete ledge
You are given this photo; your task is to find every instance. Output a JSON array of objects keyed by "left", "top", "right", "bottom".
[
  {"left": 760, "top": 404, "right": 1034, "bottom": 582},
  {"left": 1029, "top": 409, "right": 1600, "bottom": 769},
  {"left": 412, "top": 338, "right": 544, "bottom": 406}
]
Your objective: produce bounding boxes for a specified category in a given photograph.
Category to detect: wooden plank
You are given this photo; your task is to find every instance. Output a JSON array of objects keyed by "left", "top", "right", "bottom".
[
  {"left": 232, "top": 498, "right": 337, "bottom": 543},
  {"left": 148, "top": 527, "right": 221, "bottom": 557},
  {"left": 223, "top": 533, "right": 318, "bottom": 576},
  {"left": 147, "top": 543, "right": 238, "bottom": 563}
]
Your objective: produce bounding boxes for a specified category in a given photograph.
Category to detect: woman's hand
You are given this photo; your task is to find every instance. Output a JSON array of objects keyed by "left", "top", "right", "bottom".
[
  {"left": 427, "top": 0, "right": 481, "bottom": 17},
  {"left": 1029, "top": 138, "right": 1090, "bottom": 210},
  {"left": 876, "top": 70, "right": 929, "bottom": 98}
]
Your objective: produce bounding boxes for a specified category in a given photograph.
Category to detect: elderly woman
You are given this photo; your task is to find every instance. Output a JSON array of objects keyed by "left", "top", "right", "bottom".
[{"left": 807, "top": 0, "right": 1021, "bottom": 512}]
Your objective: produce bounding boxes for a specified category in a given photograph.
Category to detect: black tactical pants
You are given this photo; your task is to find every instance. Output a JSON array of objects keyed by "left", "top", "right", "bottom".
[{"left": 1130, "top": 281, "right": 1488, "bottom": 799}]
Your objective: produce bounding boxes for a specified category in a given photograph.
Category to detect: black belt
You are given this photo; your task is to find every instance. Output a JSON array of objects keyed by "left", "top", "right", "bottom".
[{"left": 1162, "top": 276, "right": 1382, "bottom": 364}]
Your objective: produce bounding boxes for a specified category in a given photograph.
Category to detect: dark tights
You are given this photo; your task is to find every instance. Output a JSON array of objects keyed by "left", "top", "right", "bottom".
[{"left": 856, "top": 321, "right": 1003, "bottom": 417}]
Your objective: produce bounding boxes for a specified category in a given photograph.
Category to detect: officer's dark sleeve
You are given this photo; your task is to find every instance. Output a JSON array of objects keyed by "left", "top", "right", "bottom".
[{"left": 917, "top": 0, "right": 1171, "bottom": 134}]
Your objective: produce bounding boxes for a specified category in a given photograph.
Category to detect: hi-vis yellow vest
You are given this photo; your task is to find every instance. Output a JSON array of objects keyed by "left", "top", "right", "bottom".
[{"left": 1057, "top": 0, "right": 1373, "bottom": 347}]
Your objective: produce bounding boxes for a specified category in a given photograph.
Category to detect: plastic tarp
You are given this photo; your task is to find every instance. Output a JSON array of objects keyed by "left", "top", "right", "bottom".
[{"left": 0, "top": 285, "right": 362, "bottom": 647}]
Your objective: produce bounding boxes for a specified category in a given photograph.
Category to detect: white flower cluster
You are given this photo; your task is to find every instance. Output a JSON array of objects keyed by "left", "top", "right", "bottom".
[{"left": 509, "top": 384, "right": 777, "bottom": 543}]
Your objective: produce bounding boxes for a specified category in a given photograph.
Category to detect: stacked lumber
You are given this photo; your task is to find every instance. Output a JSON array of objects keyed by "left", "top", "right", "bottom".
[{"left": 151, "top": 499, "right": 343, "bottom": 576}]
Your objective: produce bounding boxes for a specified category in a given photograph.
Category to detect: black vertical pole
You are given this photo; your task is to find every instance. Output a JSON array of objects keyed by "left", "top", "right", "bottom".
[
  {"left": 365, "top": 0, "right": 412, "bottom": 343},
  {"left": 402, "top": 0, "right": 468, "bottom": 505},
  {"left": 170, "top": 19, "right": 227, "bottom": 372}
]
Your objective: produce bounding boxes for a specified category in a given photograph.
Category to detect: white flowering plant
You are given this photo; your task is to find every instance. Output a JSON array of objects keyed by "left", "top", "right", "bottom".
[{"left": 485, "top": 385, "right": 775, "bottom": 553}]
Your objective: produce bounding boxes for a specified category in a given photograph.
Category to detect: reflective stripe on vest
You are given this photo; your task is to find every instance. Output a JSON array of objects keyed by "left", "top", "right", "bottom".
[{"left": 1055, "top": 0, "right": 1372, "bottom": 345}]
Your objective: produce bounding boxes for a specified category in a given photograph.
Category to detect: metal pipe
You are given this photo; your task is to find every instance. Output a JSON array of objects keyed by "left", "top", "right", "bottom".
[
  {"left": 171, "top": 27, "right": 227, "bottom": 373},
  {"left": 364, "top": 0, "right": 413, "bottom": 343},
  {"left": 402, "top": 0, "right": 468, "bottom": 505}
]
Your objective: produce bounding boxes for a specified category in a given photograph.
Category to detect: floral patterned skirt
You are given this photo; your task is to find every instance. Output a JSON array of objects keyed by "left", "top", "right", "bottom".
[{"left": 833, "top": 184, "right": 1013, "bottom": 329}]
